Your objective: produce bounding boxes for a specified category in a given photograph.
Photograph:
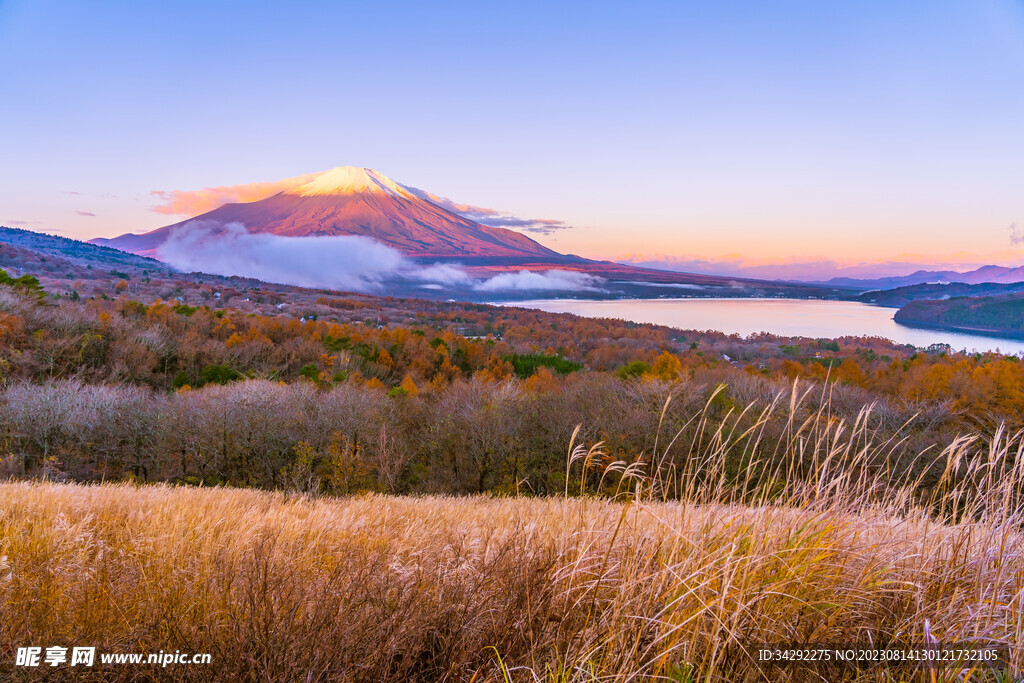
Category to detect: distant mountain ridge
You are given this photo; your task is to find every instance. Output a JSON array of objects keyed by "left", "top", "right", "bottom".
[
  {"left": 857, "top": 280, "right": 1024, "bottom": 307},
  {"left": 811, "top": 265, "right": 1024, "bottom": 290}
]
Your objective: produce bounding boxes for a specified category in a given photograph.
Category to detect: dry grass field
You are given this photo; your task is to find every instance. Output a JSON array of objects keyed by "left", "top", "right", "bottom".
[{"left": 1, "top": 467, "right": 1022, "bottom": 680}]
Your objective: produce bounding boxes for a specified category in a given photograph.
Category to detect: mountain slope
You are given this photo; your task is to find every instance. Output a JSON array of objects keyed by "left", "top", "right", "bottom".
[{"left": 93, "top": 167, "right": 566, "bottom": 261}]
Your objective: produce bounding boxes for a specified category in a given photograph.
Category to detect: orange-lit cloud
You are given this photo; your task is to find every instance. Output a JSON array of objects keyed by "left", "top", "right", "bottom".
[{"left": 150, "top": 172, "right": 320, "bottom": 216}]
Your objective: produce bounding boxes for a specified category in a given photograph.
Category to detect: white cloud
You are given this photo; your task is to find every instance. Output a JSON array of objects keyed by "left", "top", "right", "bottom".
[
  {"left": 157, "top": 221, "right": 407, "bottom": 291},
  {"left": 156, "top": 221, "right": 604, "bottom": 294},
  {"left": 473, "top": 269, "right": 604, "bottom": 292}
]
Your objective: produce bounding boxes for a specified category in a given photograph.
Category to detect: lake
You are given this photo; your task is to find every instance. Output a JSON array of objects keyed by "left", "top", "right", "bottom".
[{"left": 499, "top": 298, "right": 1024, "bottom": 355}]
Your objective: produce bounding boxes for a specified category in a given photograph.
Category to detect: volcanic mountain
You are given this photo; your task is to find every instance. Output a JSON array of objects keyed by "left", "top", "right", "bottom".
[
  {"left": 91, "top": 167, "right": 840, "bottom": 298},
  {"left": 94, "top": 167, "right": 570, "bottom": 264}
]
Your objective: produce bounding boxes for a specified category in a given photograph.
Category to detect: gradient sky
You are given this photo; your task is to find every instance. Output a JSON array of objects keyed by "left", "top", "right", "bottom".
[{"left": 2, "top": 0, "right": 1023, "bottom": 278}]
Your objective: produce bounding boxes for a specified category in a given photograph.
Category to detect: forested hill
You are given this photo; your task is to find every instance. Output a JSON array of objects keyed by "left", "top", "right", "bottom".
[
  {"left": 0, "top": 226, "right": 171, "bottom": 278},
  {"left": 853, "top": 276, "right": 1024, "bottom": 338},
  {"left": 894, "top": 294, "right": 1024, "bottom": 339}
]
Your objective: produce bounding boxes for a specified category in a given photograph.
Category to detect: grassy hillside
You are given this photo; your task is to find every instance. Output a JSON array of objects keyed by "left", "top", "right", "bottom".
[{"left": 895, "top": 294, "right": 1024, "bottom": 338}]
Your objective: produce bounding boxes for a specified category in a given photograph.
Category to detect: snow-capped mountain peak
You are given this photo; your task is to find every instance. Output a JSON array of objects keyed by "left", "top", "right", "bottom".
[{"left": 287, "top": 166, "right": 409, "bottom": 199}]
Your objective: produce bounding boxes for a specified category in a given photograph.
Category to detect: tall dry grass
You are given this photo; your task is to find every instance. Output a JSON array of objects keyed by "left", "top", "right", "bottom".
[{"left": 0, "top": 381, "right": 1022, "bottom": 681}]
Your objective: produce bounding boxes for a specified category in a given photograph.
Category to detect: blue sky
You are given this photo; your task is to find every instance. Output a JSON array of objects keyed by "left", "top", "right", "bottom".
[{"left": 1, "top": 0, "right": 1023, "bottom": 277}]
